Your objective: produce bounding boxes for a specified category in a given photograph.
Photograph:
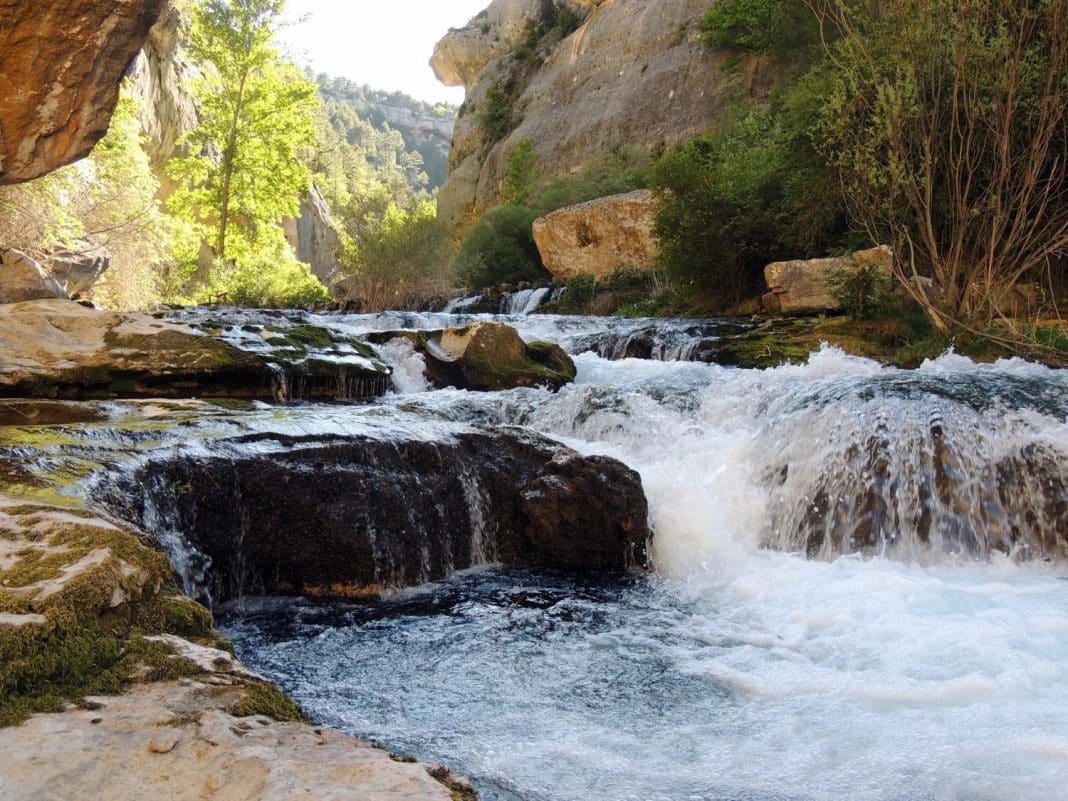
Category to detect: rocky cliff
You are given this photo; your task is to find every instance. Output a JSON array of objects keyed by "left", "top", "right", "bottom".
[
  {"left": 432, "top": 0, "right": 777, "bottom": 231},
  {"left": 0, "top": 0, "right": 167, "bottom": 185}
]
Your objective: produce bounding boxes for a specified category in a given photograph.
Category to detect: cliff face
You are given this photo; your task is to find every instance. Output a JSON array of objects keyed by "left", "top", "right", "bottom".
[
  {"left": 0, "top": 0, "right": 167, "bottom": 185},
  {"left": 432, "top": 0, "right": 775, "bottom": 231}
]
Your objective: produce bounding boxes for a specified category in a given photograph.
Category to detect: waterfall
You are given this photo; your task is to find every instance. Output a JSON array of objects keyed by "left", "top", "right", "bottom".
[
  {"left": 499, "top": 287, "right": 551, "bottom": 316},
  {"left": 443, "top": 294, "right": 482, "bottom": 314}
]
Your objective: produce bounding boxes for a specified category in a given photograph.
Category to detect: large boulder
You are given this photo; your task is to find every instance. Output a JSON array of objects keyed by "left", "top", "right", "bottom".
[
  {"left": 394, "top": 322, "right": 577, "bottom": 391},
  {"left": 0, "top": 299, "right": 275, "bottom": 399},
  {"left": 104, "top": 430, "right": 651, "bottom": 601},
  {"left": 0, "top": 250, "right": 68, "bottom": 303},
  {"left": 762, "top": 246, "right": 894, "bottom": 314},
  {"left": 0, "top": 0, "right": 167, "bottom": 184},
  {"left": 532, "top": 190, "right": 659, "bottom": 280}
]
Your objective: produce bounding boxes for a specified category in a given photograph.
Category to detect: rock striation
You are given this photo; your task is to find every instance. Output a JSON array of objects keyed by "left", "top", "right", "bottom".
[
  {"left": 532, "top": 189, "right": 659, "bottom": 280},
  {"left": 433, "top": 0, "right": 779, "bottom": 230},
  {"left": 282, "top": 186, "right": 344, "bottom": 288},
  {"left": 0, "top": 0, "right": 167, "bottom": 185},
  {"left": 762, "top": 246, "right": 894, "bottom": 314}
]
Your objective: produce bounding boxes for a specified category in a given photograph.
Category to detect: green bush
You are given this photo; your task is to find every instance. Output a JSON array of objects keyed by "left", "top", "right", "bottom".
[
  {"left": 652, "top": 70, "right": 855, "bottom": 308},
  {"left": 700, "top": 0, "right": 818, "bottom": 56},
  {"left": 556, "top": 275, "right": 597, "bottom": 313},
  {"left": 456, "top": 205, "right": 549, "bottom": 288},
  {"left": 825, "top": 262, "right": 892, "bottom": 320}
]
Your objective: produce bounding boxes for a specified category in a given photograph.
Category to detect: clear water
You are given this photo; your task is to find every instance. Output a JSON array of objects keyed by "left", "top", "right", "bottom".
[{"left": 159, "top": 310, "right": 1068, "bottom": 801}]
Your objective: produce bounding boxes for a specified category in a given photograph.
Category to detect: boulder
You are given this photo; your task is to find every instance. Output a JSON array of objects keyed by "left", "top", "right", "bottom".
[
  {"left": 0, "top": 250, "right": 68, "bottom": 303},
  {"left": 0, "top": 299, "right": 275, "bottom": 399},
  {"left": 532, "top": 190, "right": 659, "bottom": 280},
  {"left": 0, "top": 0, "right": 167, "bottom": 184},
  {"left": 43, "top": 240, "right": 111, "bottom": 297},
  {"left": 103, "top": 430, "right": 650, "bottom": 601},
  {"left": 416, "top": 322, "right": 576, "bottom": 391},
  {"left": 762, "top": 246, "right": 894, "bottom": 314}
]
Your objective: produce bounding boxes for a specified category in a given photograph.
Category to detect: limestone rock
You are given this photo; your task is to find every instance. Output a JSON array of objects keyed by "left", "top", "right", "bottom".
[
  {"left": 126, "top": 3, "right": 199, "bottom": 180},
  {"left": 421, "top": 322, "right": 576, "bottom": 391},
  {"left": 430, "top": 0, "right": 547, "bottom": 88},
  {"left": 0, "top": 0, "right": 167, "bottom": 184},
  {"left": 532, "top": 190, "right": 659, "bottom": 280},
  {"left": 762, "top": 246, "right": 895, "bottom": 314},
  {"left": 282, "top": 186, "right": 343, "bottom": 288},
  {"left": 0, "top": 299, "right": 277, "bottom": 399},
  {"left": 44, "top": 240, "right": 112, "bottom": 297},
  {"left": 0, "top": 250, "right": 69, "bottom": 303},
  {"left": 435, "top": 0, "right": 781, "bottom": 230},
  {"left": 0, "top": 680, "right": 456, "bottom": 801}
]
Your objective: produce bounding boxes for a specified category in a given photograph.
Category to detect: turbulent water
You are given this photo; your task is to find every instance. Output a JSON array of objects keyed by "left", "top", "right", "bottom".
[{"left": 158, "top": 309, "right": 1067, "bottom": 801}]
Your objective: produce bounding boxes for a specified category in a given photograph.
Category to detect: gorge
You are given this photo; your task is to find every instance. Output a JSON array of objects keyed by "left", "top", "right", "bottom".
[{"left": 1, "top": 1, "right": 1067, "bottom": 800}]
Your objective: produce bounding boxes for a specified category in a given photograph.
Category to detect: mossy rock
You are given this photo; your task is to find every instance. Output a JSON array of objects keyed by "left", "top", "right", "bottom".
[
  {"left": 419, "top": 323, "right": 576, "bottom": 391},
  {"left": 230, "top": 680, "right": 307, "bottom": 723}
]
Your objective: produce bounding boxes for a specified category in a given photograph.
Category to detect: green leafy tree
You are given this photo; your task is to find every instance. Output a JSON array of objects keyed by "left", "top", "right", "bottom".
[
  {"left": 169, "top": 0, "right": 318, "bottom": 267},
  {"left": 809, "top": 0, "right": 1067, "bottom": 329},
  {"left": 501, "top": 139, "right": 541, "bottom": 206}
]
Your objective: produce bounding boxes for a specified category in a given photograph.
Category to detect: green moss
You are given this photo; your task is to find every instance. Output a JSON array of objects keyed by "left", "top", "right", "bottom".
[
  {"left": 265, "top": 325, "right": 335, "bottom": 349},
  {"left": 206, "top": 398, "right": 258, "bottom": 412},
  {"left": 230, "top": 681, "right": 307, "bottom": 722}
]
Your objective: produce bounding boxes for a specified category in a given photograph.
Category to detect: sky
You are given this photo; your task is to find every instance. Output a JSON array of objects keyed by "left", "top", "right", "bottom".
[{"left": 279, "top": 0, "right": 490, "bottom": 105}]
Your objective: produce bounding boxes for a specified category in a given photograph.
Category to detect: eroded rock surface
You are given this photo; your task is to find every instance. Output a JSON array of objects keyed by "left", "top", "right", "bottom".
[
  {"left": 0, "top": 300, "right": 275, "bottom": 399},
  {"left": 435, "top": 0, "right": 780, "bottom": 229},
  {"left": 762, "top": 246, "right": 894, "bottom": 314},
  {"left": 282, "top": 186, "right": 343, "bottom": 289},
  {"left": 0, "top": 251, "right": 68, "bottom": 304},
  {"left": 533, "top": 190, "right": 659, "bottom": 280},
  {"left": 104, "top": 428, "right": 649, "bottom": 601},
  {"left": 0, "top": 0, "right": 167, "bottom": 184}
]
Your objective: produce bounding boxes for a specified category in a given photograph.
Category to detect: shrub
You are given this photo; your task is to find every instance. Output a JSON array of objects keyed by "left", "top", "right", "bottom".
[
  {"left": 341, "top": 200, "right": 456, "bottom": 311},
  {"left": 456, "top": 205, "right": 549, "bottom": 288},
  {"left": 825, "top": 262, "right": 892, "bottom": 320},
  {"left": 701, "top": 0, "right": 819, "bottom": 55},
  {"left": 501, "top": 139, "right": 541, "bottom": 207}
]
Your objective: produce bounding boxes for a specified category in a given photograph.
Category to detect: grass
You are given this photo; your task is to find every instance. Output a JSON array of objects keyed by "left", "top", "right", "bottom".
[{"left": 230, "top": 681, "right": 307, "bottom": 723}]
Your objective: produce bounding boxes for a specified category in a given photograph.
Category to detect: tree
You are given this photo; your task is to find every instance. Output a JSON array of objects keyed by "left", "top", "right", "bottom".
[
  {"left": 808, "top": 0, "right": 1067, "bottom": 329},
  {"left": 169, "top": 0, "right": 318, "bottom": 266}
]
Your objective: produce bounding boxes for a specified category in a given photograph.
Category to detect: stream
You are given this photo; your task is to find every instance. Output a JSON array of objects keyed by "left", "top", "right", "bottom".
[{"left": 117, "top": 308, "right": 1068, "bottom": 800}]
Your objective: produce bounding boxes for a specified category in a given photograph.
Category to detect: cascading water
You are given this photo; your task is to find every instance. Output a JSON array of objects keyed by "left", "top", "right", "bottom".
[{"left": 129, "top": 308, "right": 1067, "bottom": 801}]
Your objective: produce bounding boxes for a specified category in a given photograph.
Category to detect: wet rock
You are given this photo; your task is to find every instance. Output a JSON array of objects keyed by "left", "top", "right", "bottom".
[
  {"left": 0, "top": 0, "right": 167, "bottom": 184},
  {"left": 0, "top": 251, "right": 69, "bottom": 304},
  {"left": 762, "top": 246, "right": 894, "bottom": 314},
  {"left": 0, "top": 300, "right": 276, "bottom": 400},
  {"left": 532, "top": 190, "right": 659, "bottom": 281},
  {"left": 103, "top": 430, "right": 650, "bottom": 602},
  {"left": 401, "top": 322, "right": 575, "bottom": 391}
]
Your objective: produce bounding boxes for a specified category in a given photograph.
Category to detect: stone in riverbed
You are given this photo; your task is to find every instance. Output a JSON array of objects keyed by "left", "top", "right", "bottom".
[
  {"left": 376, "top": 321, "right": 576, "bottom": 391},
  {"left": 103, "top": 429, "right": 650, "bottom": 602}
]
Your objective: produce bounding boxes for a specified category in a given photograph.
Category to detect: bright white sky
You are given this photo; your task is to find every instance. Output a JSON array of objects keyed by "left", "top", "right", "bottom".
[{"left": 280, "top": 0, "right": 489, "bottom": 105}]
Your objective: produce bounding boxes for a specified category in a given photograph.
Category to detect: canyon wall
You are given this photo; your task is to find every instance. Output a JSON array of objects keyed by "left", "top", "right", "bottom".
[
  {"left": 0, "top": 0, "right": 167, "bottom": 185},
  {"left": 432, "top": 0, "right": 777, "bottom": 231}
]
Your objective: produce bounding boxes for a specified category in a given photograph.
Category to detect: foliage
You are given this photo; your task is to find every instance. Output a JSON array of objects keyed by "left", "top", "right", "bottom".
[
  {"left": 168, "top": 0, "right": 318, "bottom": 270},
  {"left": 341, "top": 201, "right": 456, "bottom": 311},
  {"left": 501, "top": 140, "right": 541, "bottom": 207},
  {"left": 0, "top": 87, "right": 193, "bottom": 310},
  {"left": 652, "top": 77, "right": 854, "bottom": 306},
  {"left": 825, "top": 261, "right": 892, "bottom": 319},
  {"left": 701, "top": 0, "right": 819, "bottom": 55},
  {"left": 479, "top": 79, "right": 521, "bottom": 143},
  {"left": 556, "top": 275, "right": 597, "bottom": 312},
  {"left": 456, "top": 205, "right": 548, "bottom": 288},
  {"left": 810, "top": 0, "right": 1068, "bottom": 329},
  {"left": 212, "top": 233, "right": 330, "bottom": 308},
  {"left": 527, "top": 147, "right": 650, "bottom": 217}
]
